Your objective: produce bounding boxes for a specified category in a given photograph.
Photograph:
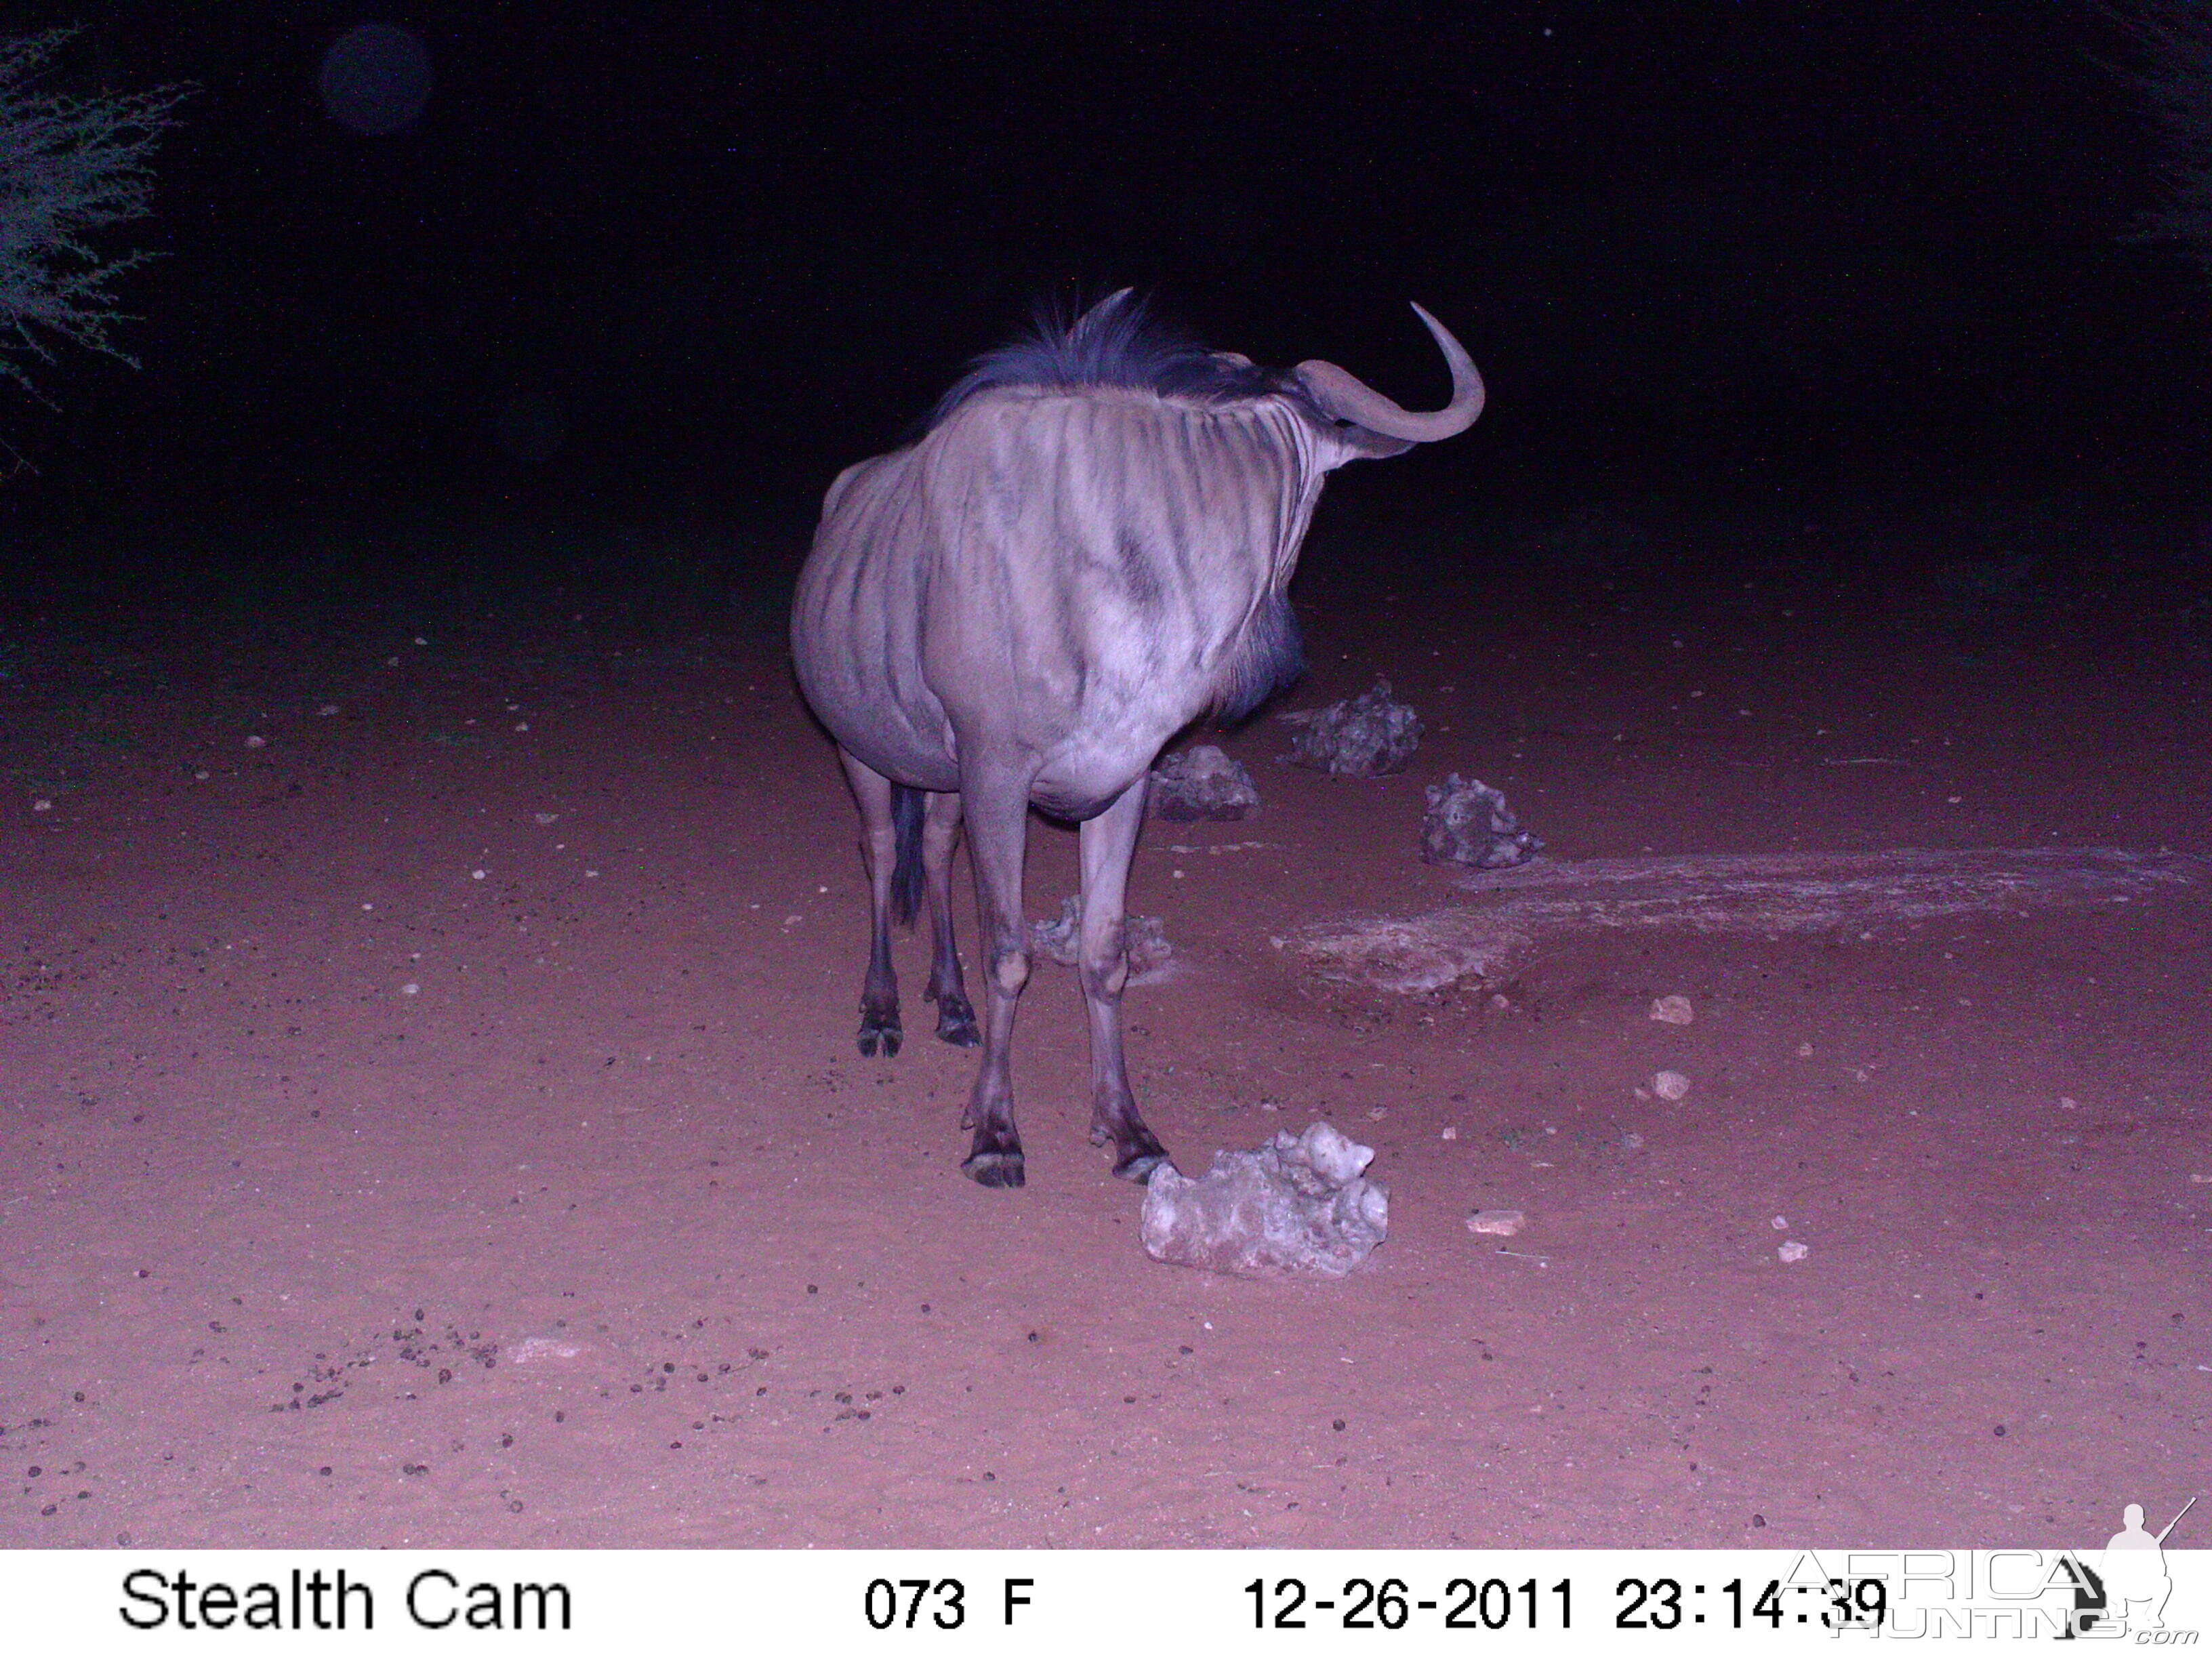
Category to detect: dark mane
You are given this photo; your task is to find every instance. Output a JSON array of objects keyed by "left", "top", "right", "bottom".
[{"left": 930, "top": 291, "right": 1297, "bottom": 428}]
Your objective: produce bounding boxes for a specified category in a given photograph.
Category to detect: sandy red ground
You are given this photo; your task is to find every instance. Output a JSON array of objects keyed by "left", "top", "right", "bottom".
[{"left": 3, "top": 520, "right": 2206, "bottom": 1548}]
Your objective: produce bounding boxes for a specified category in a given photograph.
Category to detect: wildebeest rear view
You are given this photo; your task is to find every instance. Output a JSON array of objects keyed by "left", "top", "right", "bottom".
[{"left": 791, "top": 291, "right": 1483, "bottom": 1187}]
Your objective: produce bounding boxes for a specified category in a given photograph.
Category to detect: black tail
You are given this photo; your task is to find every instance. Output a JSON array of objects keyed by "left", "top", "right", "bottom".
[{"left": 890, "top": 783, "right": 926, "bottom": 928}]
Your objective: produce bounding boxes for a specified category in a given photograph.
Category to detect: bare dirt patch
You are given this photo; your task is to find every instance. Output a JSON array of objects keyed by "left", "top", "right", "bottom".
[{"left": 3, "top": 546, "right": 2206, "bottom": 1548}]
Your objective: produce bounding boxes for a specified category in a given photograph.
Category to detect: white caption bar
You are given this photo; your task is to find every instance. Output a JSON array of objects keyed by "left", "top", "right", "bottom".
[{"left": 2, "top": 1548, "right": 2203, "bottom": 1652}]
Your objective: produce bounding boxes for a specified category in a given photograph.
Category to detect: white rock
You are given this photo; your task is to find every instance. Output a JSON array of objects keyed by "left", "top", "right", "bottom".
[
  {"left": 1650, "top": 994, "right": 1694, "bottom": 1025},
  {"left": 1465, "top": 1208, "right": 1526, "bottom": 1237},
  {"left": 1141, "top": 1121, "right": 1387, "bottom": 1277},
  {"left": 1778, "top": 1240, "right": 1810, "bottom": 1264},
  {"left": 1654, "top": 1069, "right": 1692, "bottom": 1102},
  {"left": 507, "top": 1336, "right": 586, "bottom": 1364},
  {"left": 1294, "top": 1120, "right": 1375, "bottom": 1186}
]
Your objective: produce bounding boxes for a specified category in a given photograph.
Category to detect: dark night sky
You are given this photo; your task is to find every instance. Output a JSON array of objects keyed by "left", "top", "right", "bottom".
[{"left": 7, "top": 1, "right": 2209, "bottom": 564}]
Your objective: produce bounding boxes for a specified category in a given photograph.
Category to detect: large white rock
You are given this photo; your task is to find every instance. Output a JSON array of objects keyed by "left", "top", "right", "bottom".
[{"left": 1140, "top": 1121, "right": 1389, "bottom": 1277}]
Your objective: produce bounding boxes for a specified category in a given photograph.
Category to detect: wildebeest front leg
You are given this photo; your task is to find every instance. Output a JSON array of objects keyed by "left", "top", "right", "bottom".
[
  {"left": 1078, "top": 777, "right": 1170, "bottom": 1181},
  {"left": 838, "top": 751, "right": 903, "bottom": 1057},
  {"left": 957, "top": 766, "right": 1033, "bottom": 1187},
  {"left": 920, "top": 790, "right": 979, "bottom": 1048}
]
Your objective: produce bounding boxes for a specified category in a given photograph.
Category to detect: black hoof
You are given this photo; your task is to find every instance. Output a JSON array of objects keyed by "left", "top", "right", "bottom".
[
  {"left": 856, "top": 1017, "right": 902, "bottom": 1059},
  {"left": 1112, "top": 1145, "right": 1170, "bottom": 1183},
  {"left": 962, "top": 1123, "right": 1025, "bottom": 1188},
  {"left": 962, "top": 1149, "right": 1026, "bottom": 1189},
  {"left": 933, "top": 994, "right": 980, "bottom": 1048},
  {"left": 1094, "top": 1117, "right": 1169, "bottom": 1182}
]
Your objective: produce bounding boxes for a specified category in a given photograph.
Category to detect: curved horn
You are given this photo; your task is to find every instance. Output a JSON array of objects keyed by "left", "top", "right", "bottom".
[{"left": 1293, "top": 302, "right": 1484, "bottom": 442}]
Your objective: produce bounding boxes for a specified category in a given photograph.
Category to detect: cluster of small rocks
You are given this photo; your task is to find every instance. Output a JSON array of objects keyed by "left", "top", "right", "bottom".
[{"left": 1149, "top": 683, "right": 1546, "bottom": 869}]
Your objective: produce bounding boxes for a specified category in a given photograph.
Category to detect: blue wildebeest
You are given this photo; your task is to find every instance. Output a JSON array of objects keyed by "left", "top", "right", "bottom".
[{"left": 791, "top": 291, "right": 1483, "bottom": 1187}]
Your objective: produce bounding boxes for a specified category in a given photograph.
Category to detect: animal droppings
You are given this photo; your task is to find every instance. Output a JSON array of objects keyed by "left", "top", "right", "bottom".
[
  {"left": 1151, "top": 744, "right": 1261, "bottom": 821},
  {"left": 1465, "top": 1208, "right": 1525, "bottom": 1237},
  {"left": 1420, "top": 775, "right": 1542, "bottom": 869},
  {"left": 1284, "top": 678, "right": 1422, "bottom": 776},
  {"left": 1141, "top": 1121, "right": 1389, "bottom": 1277}
]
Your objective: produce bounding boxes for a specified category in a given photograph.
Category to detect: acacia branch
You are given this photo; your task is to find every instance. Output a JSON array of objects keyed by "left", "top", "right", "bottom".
[{"left": 0, "top": 28, "right": 190, "bottom": 398}]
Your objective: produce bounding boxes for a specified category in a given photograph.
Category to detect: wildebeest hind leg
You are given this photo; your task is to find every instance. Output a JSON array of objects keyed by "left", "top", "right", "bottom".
[
  {"left": 1078, "top": 777, "right": 1170, "bottom": 1181},
  {"left": 838, "top": 751, "right": 903, "bottom": 1057},
  {"left": 919, "top": 789, "right": 979, "bottom": 1047}
]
